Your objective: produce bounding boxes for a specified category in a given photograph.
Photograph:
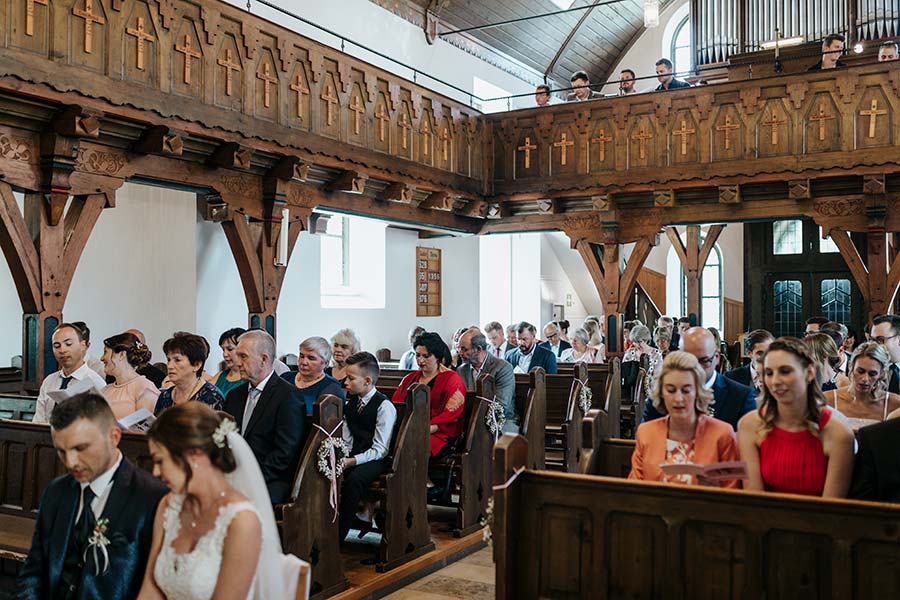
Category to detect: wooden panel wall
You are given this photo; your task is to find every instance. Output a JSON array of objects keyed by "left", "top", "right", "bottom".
[
  {"left": 724, "top": 297, "right": 743, "bottom": 343},
  {"left": 637, "top": 268, "right": 666, "bottom": 315}
]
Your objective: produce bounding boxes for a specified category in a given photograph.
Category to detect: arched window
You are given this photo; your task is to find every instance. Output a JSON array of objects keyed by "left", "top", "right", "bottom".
[
  {"left": 661, "top": 1, "right": 692, "bottom": 76},
  {"left": 666, "top": 232, "right": 723, "bottom": 330}
]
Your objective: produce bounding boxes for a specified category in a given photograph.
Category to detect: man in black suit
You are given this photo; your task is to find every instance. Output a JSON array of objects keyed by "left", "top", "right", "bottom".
[
  {"left": 643, "top": 327, "right": 755, "bottom": 430},
  {"left": 849, "top": 418, "right": 900, "bottom": 503},
  {"left": 725, "top": 329, "right": 774, "bottom": 392},
  {"left": 538, "top": 321, "right": 571, "bottom": 358},
  {"left": 225, "top": 330, "right": 304, "bottom": 504},
  {"left": 505, "top": 321, "right": 558, "bottom": 375},
  {"left": 18, "top": 393, "right": 167, "bottom": 600},
  {"left": 870, "top": 314, "right": 900, "bottom": 394}
]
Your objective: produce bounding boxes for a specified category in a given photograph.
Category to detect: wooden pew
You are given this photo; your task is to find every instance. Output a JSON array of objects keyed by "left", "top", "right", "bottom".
[
  {"left": 493, "top": 434, "right": 900, "bottom": 600},
  {"left": 541, "top": 363, "right": 586, "bottom": 473},
  {"left": 376, "top": 370, "right": 415, "bottom": 398},
  {"left": 0, "top": 394, "right": 37, "bottom": 421},
  {"left": 0, "top": 420, "right": 151, "bottom": 561},
  {"left": 278, "top": 395, "right": 348, "bottom": 600},
  {"left": 429, "top": 372, "right": 495, "bottom": 538},
  {"left": 513, "top": 368, "right": 546, "bottom": 471},
  {"left": 0, "top": 367, "right": 23, "bottom": 393},
  {"left": 557, "top": 359, "right": 622, "bottom": 439},
  {"left": 369, "top": 382, "right": 434, "bottom": 572}
]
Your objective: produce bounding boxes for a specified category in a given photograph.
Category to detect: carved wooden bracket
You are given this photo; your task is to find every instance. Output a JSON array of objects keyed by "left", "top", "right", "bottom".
[
  {"left": 654, "top": 190, "right": 675, "bottom": 208},
  {"left": 328, "top": 170, "right": 368, "bottom": 194},
  {"left": 537, "top": 199, "right": 558, "bottom": 214},
  {"left": 863, "top": 174, "right": 886, "bottom": 195},
  {"left": 719, "top": 185, "right": 740, "bottom": 204},
  {"left": 836, "top": 73, "right": 859, "bottom": 104},
  {"left": 788, "top": 81, "right": 809, "bottom": 110},
  {"left": 201, "top": 193, "right": 229, "bottom": 222},
  {"left": 133, "top": 125, "right": 183, "bottom": 156},
  {"left": 379, "top": 182, "right": 413, "bottom": 203},
  {"left": 51, "top": 105, "right": 101, "bottom": 139},
  {"left": 695, "top": 94, "right": 713, "bottom": 122},
  {"left": 654, "top": 95, "right": 672, "bottom": 121},
  {"left": 788, "top": 179, "right": 811, "bottom": 200},
  {"left": 458, "top": 199, "right": 488, "bottom": 218},
  {"left": 39, "top": 132, "right": 80, "bottom": 225},
  {"left": 592, "top": 195, "right": 614, "bottom": 212},
  {"left": 207, "top": 142, "right": 252, "bottom": 169},
  {"left": 486, "top": 203, "right": 506, "bottom": 219},
  {"left": 267, "top": 156, "right": 309, "bottom": 182},
  {"left": 419, "top": 191, "right": 454, "bottom": 211},
  {"left": 739, "top": 86, "right": 761, "bottom": 114}
]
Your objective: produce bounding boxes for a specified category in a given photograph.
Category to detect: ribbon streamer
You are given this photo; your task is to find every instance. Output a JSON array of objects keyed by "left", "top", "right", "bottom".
[
  {"left": 492, "top": 466, "right": 526, "bottom": 491},
  {"left": 312, "top": 422, "right": 344, "bottom": 523},
  {"left": 83, "top": 532, "right": 110, "bottom": 576}
]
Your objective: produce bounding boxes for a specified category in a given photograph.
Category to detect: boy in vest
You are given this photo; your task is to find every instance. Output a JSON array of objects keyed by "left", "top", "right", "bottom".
[{"left": 340, "top": 352, "right": 397, "bottom": 541}]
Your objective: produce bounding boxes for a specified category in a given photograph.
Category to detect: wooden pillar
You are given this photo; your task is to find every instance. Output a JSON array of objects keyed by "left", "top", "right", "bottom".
[
  {"left": 0, "top": 184, "right": 108, "bottom": 386},
  {"left": 666, "top": 224, "right": 724, "bottom": 325}
]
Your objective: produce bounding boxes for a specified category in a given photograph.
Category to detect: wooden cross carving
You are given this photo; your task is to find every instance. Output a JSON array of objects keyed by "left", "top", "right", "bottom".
[
  {"left": 217, "top": 48, "right": 241, "bottom": 97},
  {"left": 73, "top": 0, "right": 106, "bottom": 54},
  {"left": 518, "top": 136, "right": 537, "bottom": 170},
  {"left": 26, "top": 0, "right": 48, "bottom": 37},
  {"left": 349, "top": 94, "right": 365, "bottom": 135},
  {"left": 764, "top": 109, "right": 786, "bottom": 145},
  {"left": 320, "top": 82, "right": 339, "bottom": 126},
  {"left": 289, "top": 73, "right": 309, "bottom": 119},
  {"left": 256, "top": 62, "right": 277, "bottom": 108},
  {"left": 591, "top": 129, "right": 612, "bottom": 162},
  {"left": 398, "top": 112, "right": 412, "bottom": 149},
  {"left": 375, "top": 103, "right": 390, "bottom": 142},
  {"left": 440, "top": 127, "right": 450, "bottom": 162},
  {"left": 809, "top": 104, "right": 835, "bottom": 142},
  {"left": 860, "top": 98, "right": 887, "bottom": 139},
  {"left": 553, "top": 132, "right": 574, "bottom": 166},
  {"left": 716, "top": 115, "right": 740, "bottom": 150},
  {"left": 671, "top": 119, "right": 696, "bottom": 156},
  {"left": 419, "top": 119, "right": 433, "bottom": 157},
  {"left": 126, "top": 17, "right": 155, "bottom": 71},
  {"left": 632, "top": 126, "right": 653, "bottom": 160},
  {"left": 175, "top": 34, "right": 200, "bottom": 85}
]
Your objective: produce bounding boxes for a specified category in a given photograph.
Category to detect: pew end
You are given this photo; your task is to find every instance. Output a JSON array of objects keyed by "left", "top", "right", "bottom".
[
  {"left": 515, "top": 367, "right": 546, "bottom": 470},
  {"left": 492, "top": 434, "right": 529, "bottom": 600}
]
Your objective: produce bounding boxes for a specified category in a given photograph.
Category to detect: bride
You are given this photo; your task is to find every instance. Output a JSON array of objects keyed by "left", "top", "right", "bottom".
[{"left": 138, "top": 403, "right": 309, "bottom": 599}]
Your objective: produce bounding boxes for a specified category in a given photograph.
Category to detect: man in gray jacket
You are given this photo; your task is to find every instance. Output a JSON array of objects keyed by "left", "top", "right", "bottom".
[{"left": 456, "top": 328, "right": 518, "bottom": 433}]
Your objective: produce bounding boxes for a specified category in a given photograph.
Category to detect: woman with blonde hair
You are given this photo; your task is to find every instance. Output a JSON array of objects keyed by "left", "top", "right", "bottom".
[
  {"left": 804, "top": 332, "right": 850, "bottom": 391},
  {"left": 824, "top": 341, "right": 900, "bottom": 431},
  {"left": 629, "top": 352, "right": 739, "bottom": 487},
  {"left": 738, "top": 337, "right": 854, "bottom": 497},
  {"left": 582, "top": 317, "right": 606, "bottom": 361}
]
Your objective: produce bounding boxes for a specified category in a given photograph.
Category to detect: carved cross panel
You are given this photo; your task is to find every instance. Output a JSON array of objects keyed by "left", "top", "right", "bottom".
[
  {"left": 347, "top": 83, "right": 367, "bottom": 144},
  {"left": 319, "top": 72, "right": 341, "bottom": 137},
  {"left": 173, "top": 21, "right": 203, "bottom": 98},
  {"left": 12, "top": 0, "right": 50, "bottom": 53},
  {"left": 124, "top": 7, "right": 157, "bottom": 79},
  {"left": 589, "top": 119, "right": 615, "bottom": 172},
  {"left": 514, "top": 129, "right": 538, "bottom": 178},
  {"left": 757, "top": 99, "right": 791, "bottom": 158},
  {"left": 669, "top": 111, "right": 698, "bottom": 165},
  {"left": 418, "top": 109, "right": 435, "bottom": 166},
  {"left": 373, "top": 92, "right": 391, "bottom": 152},
  {"left": 71, "top": 0, "right": 108, "bottom": 72},
  {"left": 550, "top": 125, "right": 578, "bottom": 176},
  {"left": 288, "top": 63, "right": 311, "bottom": 129},
  {"left": 805, "top": 93, "right": 840, "bottom": 153},
  {"left": 856, "top": 88, "right": 892, "bottom": 149},
  {"left": 712, "top": 105, "right": 743, "bottom": 161},
  {"left": 254, "top": 51, "right": 279, "bottom": 119},
  {"left": 396, "top": 101, "right": 414, "bottom": 160},
  {"left": 215, "top": 35, "right": 243, "bottom": 111},
  {"left": 628, "top": 117, "right": 656, "bottom": 168}
]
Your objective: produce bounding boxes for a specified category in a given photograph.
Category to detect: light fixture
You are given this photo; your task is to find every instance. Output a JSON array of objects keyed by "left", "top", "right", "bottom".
[
  {"left": 644, "top": 0, "right": 659, "bottom": 28},
  {"left": 760, "top": 36, "right": 805, "bottom": 50},
  {"left": 854, "top": 42, "right": 864, "bottom": 53},
  {"left": 274, "top": 207, "right": 290, "bottom": 267}
]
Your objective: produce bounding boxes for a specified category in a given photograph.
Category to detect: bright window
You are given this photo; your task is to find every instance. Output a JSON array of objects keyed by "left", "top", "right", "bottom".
[
  {"left": 819, "top": 226, "right": 839, "bottom": 253},
  {"left": 671, "top": 15, "right": 691, "bottom": 76},
  {"left": 665, "top": 228, "right": 723, "bottom": 329},
  {"left": 473, "top": 76, "right": 511, "bottom": 114},
  {"left": 320, "top": 214, "right": 386, "bottom": 309},
  {"left": 773, "top": 220, "right": 803, "bottom": 255}
]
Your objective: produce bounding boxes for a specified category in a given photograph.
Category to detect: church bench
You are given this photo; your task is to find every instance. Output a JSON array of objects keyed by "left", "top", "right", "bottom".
[
  {"left": 367, "top": 382, "right": 434, "bottom": 572},
  {"left": 428, "top": 372, "right": 495, "bottom": 537},
  {"left": 0, "top": 394, "right": 36, "bottom": 421},
  {"left": 533, "top": 364, "right": 586, "bottom": 473},
  {"left": 492, "top": 434, "right": 900, "bottom": 600},
  {"left": 0, "top": 421, "right": 152, "bottom": 561},
  {"left": 513, "top": 368, "right": 546, "bottom": 470},
  {"left": 278, "top": 395, "right": 349, "bottom": 600},
  {"left": 0, "top": 367, "right": 23, "bottom": 393},
  {"left": 557, "top": 358, "right": 622, "bottom": 439}
]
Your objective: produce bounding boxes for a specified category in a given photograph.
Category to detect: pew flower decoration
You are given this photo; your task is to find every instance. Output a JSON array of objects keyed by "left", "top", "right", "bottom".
[
  {"left": 84, "top": 517, "right": 111, "bottom": 576},
  {"left": 480, "top": 498, "right": 495, "bottom": 543},
  {"left": 317, "top": 436, "right": 351, "bottom": 480},
  {"left": 484, "top": 398, "right": 506, "bottom": 438},
  {"left": 578, "top": 382, "right": 593, "bottom": 414}
]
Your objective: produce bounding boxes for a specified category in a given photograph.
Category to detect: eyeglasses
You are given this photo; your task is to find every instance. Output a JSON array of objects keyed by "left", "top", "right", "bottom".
[
  {"left": 546, "top": 333, "right": 560, "bottom": 341},
  {"left": 696, "top": 354, "right": 717, "bottom": 366},
  {"left": 872, "top": 334, "right": 900, "bottom": 345}
]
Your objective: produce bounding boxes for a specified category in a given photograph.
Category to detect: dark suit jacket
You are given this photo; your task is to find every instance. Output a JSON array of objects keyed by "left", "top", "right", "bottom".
[
  {"left": 849, "top": 418, "right": 900, "bottom": 503},
  {"left": 224, "top": 372, "right": 305, "bottom": 504},
  {"left": 538, "top": 340, "right": 572, "bottom": 358},
  {"left": 724, "top": 364, "right": 752, "bottom": 388},
  {"left": 18, "top": 457, "right": 167, "bottom": 600},
  {"left": 642, "top": 372, "right": 756, "bottom": 430},
  {"left": 656, "top": 78, "right": 691, "bottom": 90},
  {"left": 505, "top": 345, "right": 558, "bottom": 375}
]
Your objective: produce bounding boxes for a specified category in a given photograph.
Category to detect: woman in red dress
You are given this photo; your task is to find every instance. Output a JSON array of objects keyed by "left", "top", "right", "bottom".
[
  {"left": 392, "top": 332, "right": 467, "bottom": 458},
  {"left": 738, "top": 337, "right": 854, "bottom": 497}
]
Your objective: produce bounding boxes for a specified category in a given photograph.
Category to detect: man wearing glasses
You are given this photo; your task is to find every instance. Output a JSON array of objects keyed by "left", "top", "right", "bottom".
[
  {"left": 870, "top": 315, "right": 900, "bottom": 394},
  {"left": 642, "top": 327, "right": 756, "bottom": 430},
  {"left": 539, "top": 322, "right": 571, "bottom": 358}
]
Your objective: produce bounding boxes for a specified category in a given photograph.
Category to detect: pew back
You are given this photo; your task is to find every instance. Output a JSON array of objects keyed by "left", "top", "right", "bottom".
[
  {"left": 541, "top": 363, "right": 586, "bottom": 473},
  {"left": 513, "top": 368, "right": 546, "bottom": 470}
]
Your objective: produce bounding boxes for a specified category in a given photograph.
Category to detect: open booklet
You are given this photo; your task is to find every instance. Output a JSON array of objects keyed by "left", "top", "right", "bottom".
[
  {"left": 45, "top": 377, "right": 106, "bottom": 405},
  {"left": 658, "top": 460, "right": 748, "bottom": 482},
  {"left": 118, "top": 408, "right": 156, "bottom": 432}
]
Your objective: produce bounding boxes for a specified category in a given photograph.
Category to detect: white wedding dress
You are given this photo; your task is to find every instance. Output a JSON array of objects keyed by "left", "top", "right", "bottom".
[{"left": 154, "top": 494, "right": 258, "bottom": 600}]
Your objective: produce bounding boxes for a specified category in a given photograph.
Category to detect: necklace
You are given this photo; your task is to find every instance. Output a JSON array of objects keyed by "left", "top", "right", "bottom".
[
  {"left": 175, "top": 377, "right": 203, "bottom": 405},
  {"left": 190, "top": 489, "right": 227, "bottom": 529}
]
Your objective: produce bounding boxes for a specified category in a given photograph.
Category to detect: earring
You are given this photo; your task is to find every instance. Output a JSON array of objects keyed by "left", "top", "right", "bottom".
[{"left": 191, "top": 462, "right": 198, "bottom": 470}]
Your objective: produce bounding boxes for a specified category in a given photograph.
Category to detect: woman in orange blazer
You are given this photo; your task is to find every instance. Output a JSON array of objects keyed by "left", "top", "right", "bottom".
[{"left": 629, "top": 351, "right": 740, "bottom": 488}]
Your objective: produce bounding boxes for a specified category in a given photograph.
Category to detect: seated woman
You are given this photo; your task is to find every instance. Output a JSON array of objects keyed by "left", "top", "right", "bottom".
[
  {"left": 623, "top": 324, "right": 663, "bottom": 386},
  {"left": 653, "top": 326, "right": 672, "bottom": 357},
  {"left": 100, "top": 332, "right": 160, "bottom": 420},
  {"left": 282, "top": 336, "right": 345, "bottom": 415},
  {"left": 629, "top": 351, "right": 739, "bottom": 487},
  {"left": 326, "top": 328, "right": 361, "bottom": 385},
  {"left": 824, "top": 341, "right": 900, "bottom": 431},
  {"left": 392, "top": 332, "right": 466, "bottom": 460},
  {"left": 738, "top": 337, "right": 854, "bottom": 497},
  {"left": 154, "top": 333, "right": 225, "bottom": 415},
  {"left": 559, "top": 328, "right": 602, "bottom": 363},
  {"left": 211, "top": 327, "right": 246, "bottom": 399},
  {"left": 583, "top": 317, "right": 606, "bottom": 361},
  {"left": 805, "top": 332, "right": 850, "bottom": 391}
]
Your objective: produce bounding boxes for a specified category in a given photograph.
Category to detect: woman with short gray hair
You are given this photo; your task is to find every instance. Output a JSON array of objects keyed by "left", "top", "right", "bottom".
[
  {"left": 623, "top": 324, "right": 663, "bottom": 399},
  {"left": 559, "top": 328, "right": 602, "bottom": 363},
  {"left": 282, "top": 336, "right": 345, "bottom": 415},
  {"left": 326, "top": 328, "right": 361, "bottom": 384}
]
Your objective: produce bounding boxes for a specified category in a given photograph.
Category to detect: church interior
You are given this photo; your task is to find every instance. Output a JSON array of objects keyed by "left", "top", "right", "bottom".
[{"left": 2, "top": 0, "right": 900, "bottom": 598}]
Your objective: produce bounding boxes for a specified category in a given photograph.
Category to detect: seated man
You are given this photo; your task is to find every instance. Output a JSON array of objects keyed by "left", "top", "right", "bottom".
[
  {"left": 849, "top": 418, "right": 900, "bottom": 503},
  {"left": 654, "top": 58, "right": 690, "bottom": 90},
  {"left": 725, "top": 329, "right": 774, "bottom": 392},
  {"left": 539, "top": 321, "right": 571, "bottom": 358},
  {"left": 505, "top": 321, "right": 558, "bottom": 375},
  {"left": 457, "top": 329, "right": 517, "bottom": 433},
  {"left": 643, "top": 327, "right": 755, "bottom": 430},
  {"left": 808, "top": 33, "right": 846, "bottom": 71},
  {"left": 34, "top": 323, "right": 108, "bottom": 423},
  {"left": 566, "top": 70, "right": 602, "bottom": 102},
  {"left": 339, "top": 352, "right": 397, "bottom": 541},
  {"left": 879, "top": 41, "right": 899, "bottom": 62},
  {"left": 485, "top": 321, "right": 512, "bottom": 359}
]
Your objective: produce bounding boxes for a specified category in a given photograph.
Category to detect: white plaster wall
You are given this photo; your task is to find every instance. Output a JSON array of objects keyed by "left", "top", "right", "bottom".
[
  {"left": 0, "top": 194, "right": 25, "bottom": 364},
  {"left": 540, "top": 233, "right": 592, "bottom": 328}
]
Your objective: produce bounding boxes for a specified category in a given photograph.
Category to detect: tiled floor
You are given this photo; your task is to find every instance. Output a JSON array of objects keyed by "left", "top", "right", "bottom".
[{"left": 383, "top": 546, "right": 495, "bottom": 600}]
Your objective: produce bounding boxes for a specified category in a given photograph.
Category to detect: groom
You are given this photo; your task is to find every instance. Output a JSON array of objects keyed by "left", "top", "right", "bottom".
[{"left": 17, "top": 393, "right": 167, "bottom": 600}]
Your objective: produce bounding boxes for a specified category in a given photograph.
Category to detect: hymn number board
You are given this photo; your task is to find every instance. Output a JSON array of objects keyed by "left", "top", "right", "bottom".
[{"left": 416, "top": 247, "right": 442, "bottom": 317}]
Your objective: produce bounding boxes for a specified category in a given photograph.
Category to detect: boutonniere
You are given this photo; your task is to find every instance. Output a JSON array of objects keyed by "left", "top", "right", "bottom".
[{"left": 84, "top": 517, "right": 111, "bottom": 576}]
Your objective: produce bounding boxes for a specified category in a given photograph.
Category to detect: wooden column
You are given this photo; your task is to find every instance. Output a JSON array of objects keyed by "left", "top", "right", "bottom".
[
  {"left": 0, "top": 184, "right": 109, "bottom": 386},
  {"left": 666, "top": 224, "right": 724, "bottom": 325}
]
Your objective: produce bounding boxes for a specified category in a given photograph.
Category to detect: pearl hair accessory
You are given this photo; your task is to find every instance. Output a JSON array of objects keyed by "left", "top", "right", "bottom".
[{"left": 212, "top": 419, "right": 238, "bottom": 448}]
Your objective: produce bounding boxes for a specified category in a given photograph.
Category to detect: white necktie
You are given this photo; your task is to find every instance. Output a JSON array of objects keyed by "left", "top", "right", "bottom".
[{"left": 242, "top": 387, "right": 262, "bottom": 433}]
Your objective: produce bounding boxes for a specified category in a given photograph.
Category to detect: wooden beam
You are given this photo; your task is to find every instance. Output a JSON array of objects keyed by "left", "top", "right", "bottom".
[
  {"left": 830, "top": 230, "right": 870, "bottom": 302},
  {"left": 619, "top": 237, "right": 654, "bottom": 307},
  {"left": 885, "top": 246, "right": 900, "bottom": 314},
  {"left": 0, "top": 182, "right": 41, "bottom": 313}
]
